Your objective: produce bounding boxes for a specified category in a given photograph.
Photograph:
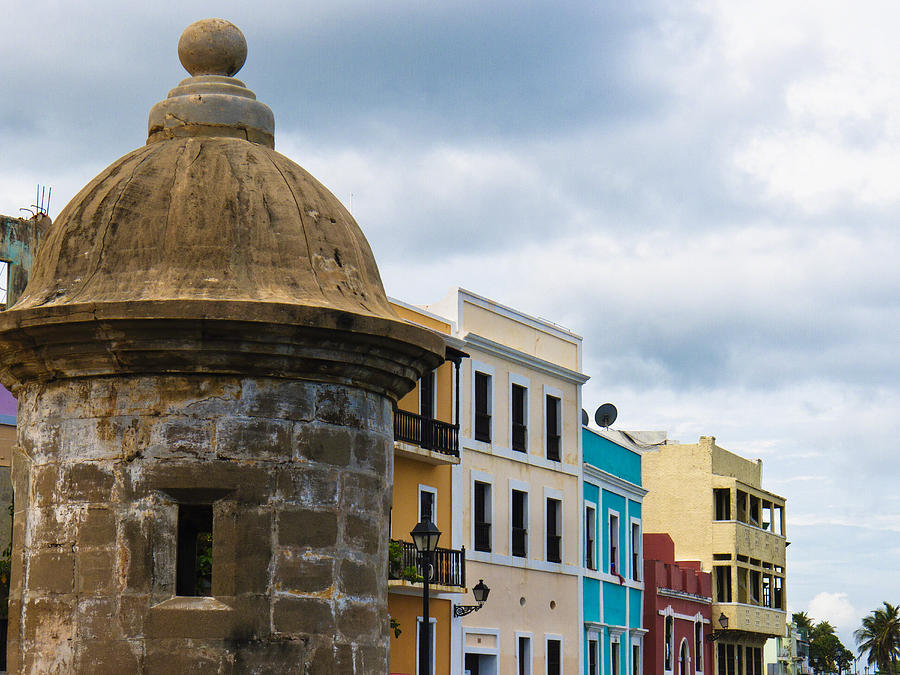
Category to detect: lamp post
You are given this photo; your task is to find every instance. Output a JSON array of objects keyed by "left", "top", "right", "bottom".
[
  {"left": 411, "top": 519, "right": 441, "bottom": 675},
  {"left": 706, "top": 612, "right": 730, "bottom": 642}
]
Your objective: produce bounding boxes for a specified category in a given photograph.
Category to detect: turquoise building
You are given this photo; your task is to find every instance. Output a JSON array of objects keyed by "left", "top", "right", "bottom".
[{"left": 582, "top": 426, "right": 647, "bottom": 675}]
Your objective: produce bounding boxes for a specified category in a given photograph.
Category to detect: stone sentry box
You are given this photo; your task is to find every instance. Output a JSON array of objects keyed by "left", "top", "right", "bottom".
[{"left": 0, "top": 19, "right": 444, "bottom": 674}]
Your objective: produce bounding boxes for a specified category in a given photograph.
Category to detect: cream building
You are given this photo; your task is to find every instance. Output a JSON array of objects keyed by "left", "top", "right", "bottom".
[
  {"left": 641, "top": 435, "right": 787, "bottom": 675},
  {"left": 423, "top": 288, "right": 589, "bottom": 675}
]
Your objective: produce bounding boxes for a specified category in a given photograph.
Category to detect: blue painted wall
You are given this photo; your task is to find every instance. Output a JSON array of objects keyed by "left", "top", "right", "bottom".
[
  {"left": 583, "top": 428, "right": 642, "bottom": 486},
  {"left": 582, "top": 426, "right": 645, "bottom": 675}
]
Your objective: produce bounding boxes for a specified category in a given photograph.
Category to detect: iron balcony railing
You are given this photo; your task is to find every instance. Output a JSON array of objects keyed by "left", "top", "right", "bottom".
[
  {"left": 546, "top": 534, "right": 561, "bottom": 563},
  {"left": 474, "top": 522, "right": 491, "bottom": 552},
  {"left": 512, "top": 527, "right": 528, "bottom": 558},
  {"left": 394, "top": 409, "right": 459, "bottom": 457},
  {"left": 389, "top": 539, "right": 466, "bottom": 589}
]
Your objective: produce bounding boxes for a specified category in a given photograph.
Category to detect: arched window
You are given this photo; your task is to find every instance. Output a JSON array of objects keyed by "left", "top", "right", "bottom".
[
  {"left": 665, "top": 614, "right": 674, "bottom": 671},
  {"left": 679, "top": 639, "right": 690, "bottom": 675}
]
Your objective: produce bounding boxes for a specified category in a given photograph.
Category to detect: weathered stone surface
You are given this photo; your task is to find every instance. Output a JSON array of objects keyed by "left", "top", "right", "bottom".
[{"left": 7, "top": 376, "right": 395, "bottom": 672}]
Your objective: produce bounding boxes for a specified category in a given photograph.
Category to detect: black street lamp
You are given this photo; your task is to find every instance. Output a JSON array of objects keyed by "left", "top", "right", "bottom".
[
  {"left": 411, "top": 519, "right": 441, "bottom": 675},
  {"left": 453, "top": 579, "right": 491, "bottom": 617},
  {"left": 706, "top": 612, "right": 730, "bottom": 642}
]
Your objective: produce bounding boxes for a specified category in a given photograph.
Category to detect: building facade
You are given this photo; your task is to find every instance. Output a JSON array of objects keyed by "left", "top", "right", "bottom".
[
  {"left": 582, "top": 427, "right": 647, "bottom": 675},
  {"left": 641, "top": 436, "right": 788, "bottom": 675},
  {"left": 426, "top": 288, "right": 588, "bottom": 674},
  {"left": 388, "top": 300, "right": 468, "bottom": 675},
  {"left": 643, "top": 533, "right": 712, "bottom": 675}
]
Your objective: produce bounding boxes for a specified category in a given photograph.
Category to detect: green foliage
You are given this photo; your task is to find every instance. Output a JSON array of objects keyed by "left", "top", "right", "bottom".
[
  {"left": 390, "top": 616, "right": 402, "bottom": 639},
  {"left": 196, "top": 531, "right": 213, "bottom": 596},
  {"left": 808, "top": 619, "right": 852, "bottom": 674},
  {"left": 388, "top": 541, "right": 422, "bottom": 582},
  {"left": 855, "top": 602, "right": 900, "bottom": 674}
]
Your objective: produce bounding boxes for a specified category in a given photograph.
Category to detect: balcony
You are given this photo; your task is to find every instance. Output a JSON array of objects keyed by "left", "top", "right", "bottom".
[
  {"left": 393, "top": 409, "right": 460, "bottom": 464},
  {"left": 388, "top": 539, "right": 466, "bottom": 592}
]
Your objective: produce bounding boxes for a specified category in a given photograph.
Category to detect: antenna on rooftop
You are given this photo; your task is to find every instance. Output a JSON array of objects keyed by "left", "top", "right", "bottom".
[
  {"left": 594, "top": 403, "right": 618, "bottom": 428},
  {"left": 20, "top": 185, "right": 52, "bottom": 218}
]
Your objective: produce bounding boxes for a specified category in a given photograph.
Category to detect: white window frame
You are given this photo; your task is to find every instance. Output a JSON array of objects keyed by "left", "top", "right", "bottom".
[
  {"left": 679, "top": 638, "right": 691, "bottom": 675},
  {"left": 509, "top": 479, "right": 530, "bottom": 559},
  {"left": 587, "top": 632, "right": 600, "bottom": 675},
  {"left": 608, "top": 509, "right": 620, "bottom": 575},
  {"left": 543, "top": 384, "right": 564, "bottom": 461},
  {"left": 418, "top": 484, "right": 437, "bottom": 525},
  {"left": 471, "top": 361, "right": 495, "bottom": 445},
  {"left": 516, "top": 631, "right": 534, "bottom": 675},
  {"left": 545, "top": 633, "right": 564, "bottom": 675},
  {"left": 631, "top": 636, "right": 643, "bottom": 675},
  {"left": 544, "top": 487, "right": 564, "bottom": 564},
  {"left": 610, "top": 633, "right": 622, "bottom": 675},
  {"left": 416, "top": 616, "right": 437, "bottom": 675},
  {"left": 584, "top": 501, "right": 598, "bottom": 571},
  {"left": 663, "top": 607, "right": 675, "bottom": 675},
  {"left": 509, "top": 373, "right": 530, "bottom": 453},
  {"left": 694, "top": 617, "right": 704, "bottom": 674},
  {"left": 471, "top": 470, "right": 493, "bottom": 553},
  {"left": 629, "top": 517, "right": 642, "bottom": 581}
]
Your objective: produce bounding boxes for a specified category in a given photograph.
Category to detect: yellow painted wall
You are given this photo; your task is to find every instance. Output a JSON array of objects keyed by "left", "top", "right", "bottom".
[
  {"left": 392, "top": 455, "right": 453, "bottom": 540},
  {"left": 642, "top": 436, "right": 788, "bottom": 641},
  {"left": 388, "top": 594, "right": 451, "bottom": 675},
  {"left": 396, "top": 360, "right": 454, "bottom": 424},
  {"left": 462, "top": 301, "right": 579, "bottom": 371}
]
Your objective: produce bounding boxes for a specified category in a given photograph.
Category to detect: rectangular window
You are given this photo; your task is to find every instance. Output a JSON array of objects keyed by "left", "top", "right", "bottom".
[
  {"left": 714, "top": 488, "right": 731, "bottom": 520},
  {"left": 774, "top": 576, "right": 784, "bottom": 609},
  {"left": 726, "top": 644, "right": 736, "bottom": 675},
  {"left": 665, "top": 616, "right": 674, "bottom": 671},
  {"left": 750, "top": 570, "right": 761, "bottom": 604},
  {"left": 718, "top": 644, "right": 726, "bottom": 675},
  {"left": 753, "top": 647, "right": 762, "bottom": 675},
  {"left": 417, "top": 618, "right": 436, "bottom": 675},
  {"left": 176, "top": 503, "right": 213, "bottom": 597},
  {"left": 511, "top": 383, "right": 528, "bottom": 452},
  {"left": 585, "top": 505, "right": 597, "bottom": 570},
  {"left": 714, "top": 565, "right": 732, "bottom": 602},
  {"left": 419, "top": 487, "right": 435, "bottom": 524},
  {"left": 517, "top": 635, "right": 532, "bottom": 675},
  {"left": 762, "top": 574, "right": 771, "bottom": 607},
  {"left": 632, "top": 643, "right": 641, "bottom": 675},
  {"left": 736, "top": 645, "right": 743, "bottom": 675},
  {"left": 547, "top": 639, "right": 561, "bottom": 675},
  {"left": 631, "top": 522, "right": 641, "bottom": 580},
  {"left": 474, "top": 481, "right": 492, "bottom": 552},
  {"left": 588, "top": 639, "right": 599, "bottom": 675},
  {"left": 609, "top": 513, "right": 619, "bottom": 574},
  {"left": 512, "top": 489, "right": 528, "bottom": 558},
  {"left": 420, "top": 370, "right": 435, "bottom": 419},
  {"left": 695, "top": 622, "right": 703, "bottom": 672},
  {"left": 545, "top": 395, "right": 561, "bottom": 461},
  {"left": 546, "top": 498, "right": 561, "bottom": 563},
  {"left": 612, "top": 640, "right": 621, "bottom": 675},
  {"left": 474, "top": 371, "right": 492, "bottom": 442}
]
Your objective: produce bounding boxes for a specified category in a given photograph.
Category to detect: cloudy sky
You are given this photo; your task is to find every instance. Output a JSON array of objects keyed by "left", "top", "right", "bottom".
[{"left": 2, "top": 0, "right": 898, "bottom": 652}]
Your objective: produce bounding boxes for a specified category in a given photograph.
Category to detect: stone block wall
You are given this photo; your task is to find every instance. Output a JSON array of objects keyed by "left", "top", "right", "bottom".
[{"left": 8, "top": 375, "right": 393, "bottom": 674}]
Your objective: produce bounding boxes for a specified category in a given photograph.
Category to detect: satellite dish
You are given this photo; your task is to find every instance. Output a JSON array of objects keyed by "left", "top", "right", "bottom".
[
  {"left": 581, "top": 409, "right": 589, "bottom": 426},
  {"left": 594, "top": 403, "right": 617, "bottom": 428}
]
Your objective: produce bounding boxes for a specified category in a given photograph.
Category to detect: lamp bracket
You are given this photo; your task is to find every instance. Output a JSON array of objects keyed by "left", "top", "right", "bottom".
[{"left": 453, "top": 604, "right": 484, "bottom": 618}]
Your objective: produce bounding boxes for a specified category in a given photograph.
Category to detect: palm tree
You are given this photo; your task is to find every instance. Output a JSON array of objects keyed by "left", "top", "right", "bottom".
[{"left": 855, "top": 602, "right": 900, "bottom": 674}]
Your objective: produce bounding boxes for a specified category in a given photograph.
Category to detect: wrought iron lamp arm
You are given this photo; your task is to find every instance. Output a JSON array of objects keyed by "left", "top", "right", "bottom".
[{"left": 453, "top": 603, "right": 484, "bottom": 618}]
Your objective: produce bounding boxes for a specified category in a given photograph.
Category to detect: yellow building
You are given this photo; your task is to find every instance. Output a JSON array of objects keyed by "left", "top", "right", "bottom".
[
  {"left": 640, "top": 435, "right": 787, "bottom": 675},
  {"left": 425, "top": 288, "right": 589, "bottom": 675},
  {"left": 388, "top": 300, "right": 468, "bottom": 675}
]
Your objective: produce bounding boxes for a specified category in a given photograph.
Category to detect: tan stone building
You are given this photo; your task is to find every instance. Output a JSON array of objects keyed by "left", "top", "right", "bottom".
[{"left": 641, "top": 436, "right": 787, "bottom": 675}]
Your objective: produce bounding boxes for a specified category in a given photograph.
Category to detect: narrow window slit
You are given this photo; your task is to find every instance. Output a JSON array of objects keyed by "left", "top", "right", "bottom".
[{"left": 177, "top": 503, "right": 213, "bottom": 597}]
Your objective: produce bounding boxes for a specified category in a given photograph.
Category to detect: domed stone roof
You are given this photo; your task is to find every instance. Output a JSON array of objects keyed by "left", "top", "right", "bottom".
[{"left": 0, "top": 19, "right": 444, "bottom": 397}]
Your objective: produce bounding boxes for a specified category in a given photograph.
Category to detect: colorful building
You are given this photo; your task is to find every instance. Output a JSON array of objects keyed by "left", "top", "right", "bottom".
[
  {"left": 388, "top": 299, "right": 468, "bottom": 675},
  {"left": 641, "top": 436, "right": 788, "bottom": 675},
  {"left": 643, "top": 533, "right": 712, "bottom": 675},
  {"left": 582, "top": 427, "right": 647, "bottom": 675},
  {"left": 426, "top": 288, "right": 588, "bottom": 674}
]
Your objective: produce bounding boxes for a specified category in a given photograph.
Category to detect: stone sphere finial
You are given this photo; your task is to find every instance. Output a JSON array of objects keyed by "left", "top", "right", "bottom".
[{"left": 178, "top": 18, "right": 247, "bottom": 77}]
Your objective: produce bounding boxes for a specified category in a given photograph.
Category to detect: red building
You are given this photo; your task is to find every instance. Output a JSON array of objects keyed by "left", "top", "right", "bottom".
[{"left": 643, "top": 534, "right": 713, "bottom": 675}]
